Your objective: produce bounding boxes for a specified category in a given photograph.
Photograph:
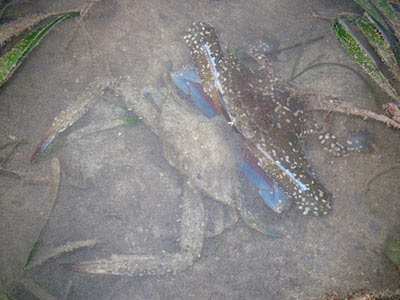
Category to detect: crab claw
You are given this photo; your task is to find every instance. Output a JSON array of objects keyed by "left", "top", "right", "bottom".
[
  {"left": 31, "top": 132, "right": 57, "bottom": 164},
  {"left": 171, "top": 66, "right": 225, "bottom": 119},
  {"left": 241, "top": 147, "right": 291, "bottom": 214},
  {"left": 172, "top": 66, "right": 291, "bottom": 214}
]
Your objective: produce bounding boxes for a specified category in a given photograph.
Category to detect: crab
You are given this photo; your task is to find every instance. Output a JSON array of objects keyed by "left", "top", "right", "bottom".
[
  {"left": 29, "top": 22, "right": 397, "bottom": 277},
  {"left": 56, "top": 79, "right": 271, "bottom": 276}
]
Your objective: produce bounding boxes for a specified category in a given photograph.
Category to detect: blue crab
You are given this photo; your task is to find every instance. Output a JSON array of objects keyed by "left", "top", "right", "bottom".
[
  {"left": 51, "top": 22, "right": 392, "bottom": 276},
  {"left": 184, "top": 22, "right": 340, "bottom": 216},
  {"left": 182, "top": 22, "right": 400, "bottom": 217},
  {"left": 61, "top": 79, "right": 279, "bottom": 276}
]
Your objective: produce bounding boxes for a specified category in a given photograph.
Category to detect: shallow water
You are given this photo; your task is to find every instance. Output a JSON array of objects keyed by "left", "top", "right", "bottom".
[{"left": 1, "top": 0, "right": 399, "bottom": 299}]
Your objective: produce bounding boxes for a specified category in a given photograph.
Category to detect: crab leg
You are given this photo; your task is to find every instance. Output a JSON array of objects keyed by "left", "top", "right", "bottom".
[
  {"left": 31, "top": 79, "right": 115, "bottom": 163},
  {"left": 62, "top": 183, "right": 205, "bottom": 276}
]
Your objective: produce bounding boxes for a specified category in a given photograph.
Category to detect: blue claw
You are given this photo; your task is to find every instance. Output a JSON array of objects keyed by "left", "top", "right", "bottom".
[
  {"left": 172, "top": 66, "right": 290, "bottom": 213},
  {"left": 31, "top": 132, "right": 57, "bottom": 164},
  {"left": 242, "top": 148, "right": 291, "bottom": 213},
  {"left": 171, "top": 65, "right": 202, "bottom": 94},
  {"left": 171, "top": 66, "right": 219, "bottom": 119}
]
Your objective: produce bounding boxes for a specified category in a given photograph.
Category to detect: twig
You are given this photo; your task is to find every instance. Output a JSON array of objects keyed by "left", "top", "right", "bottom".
[
  {"left": 81, "top": 21, "right": 111, "bottom": 75},
  {"left": 0, "top": 2, "right": 12, "bottom": 19},
  {"left": 64, "top": 0, "right": 102, "bottom": 49},
  {"left": 290, "top": 62, "right": 379, "bottom": 105},
  {"left": 63, "top": 280, "right": 72, "bottom": 300},
  {"left": 0, "top": 167, "right": 50, "bottom": 184},
  {"left": 289, "top": 54, "right": 325, "bottom": 81},
  {"left": 63, "top": 0, "right": 112, "bottom": 76},
  {"left": 383, "top": 102, "right": 400, "bottom": 123},
  {"left": 365, "top": 164, "right": 400, "bottom": 189},
  {"left": 289, "top": 22, "right": 320, "bottom": 81},
  {"left": 265, "top": 35, "right": 324, "bottom": 58},
  {"left": 20, "top": 279, "right": 58, "bottom": 300},
  {"left": 0, "top": 139, "right": 23, "bottom": 166},
  {"left": 302, "top": 93, "right": 400, "bottom": 129},
  {"left": 24, "top": 158, "right": 61, "bottom": 268}
]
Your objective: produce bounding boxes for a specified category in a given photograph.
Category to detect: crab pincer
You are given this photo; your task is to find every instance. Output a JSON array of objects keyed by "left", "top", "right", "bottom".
[{"left": 171, "top": 66, "right": 291, "bottom": 214}]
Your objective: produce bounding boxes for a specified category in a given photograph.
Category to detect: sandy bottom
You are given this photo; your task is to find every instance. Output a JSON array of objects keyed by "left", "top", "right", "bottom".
[{"left": 0, "top": 0, "right": 399, "bottom": 299}]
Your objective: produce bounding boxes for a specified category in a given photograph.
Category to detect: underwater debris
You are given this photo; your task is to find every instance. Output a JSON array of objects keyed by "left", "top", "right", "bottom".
[
  {"left": 0, "top": 138, "right": 24, "bottom": 166},
  {"left": 304, "top": 93, "right": 400, "bottom": 129},
  {"left": 0, "top": 10, "right": 80, "bottom": 47},
  {"left": 333, "top": 1, "right": 400, "bottom": 108},
  {"left": 24, "top": 158, "right": 61, "bottom": 268},
  {"left": 0, "top": 11, "right": 80, "bottom": 88},
  {"left": 383, "top": 102, "right": 400, "bottom": 123}
]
